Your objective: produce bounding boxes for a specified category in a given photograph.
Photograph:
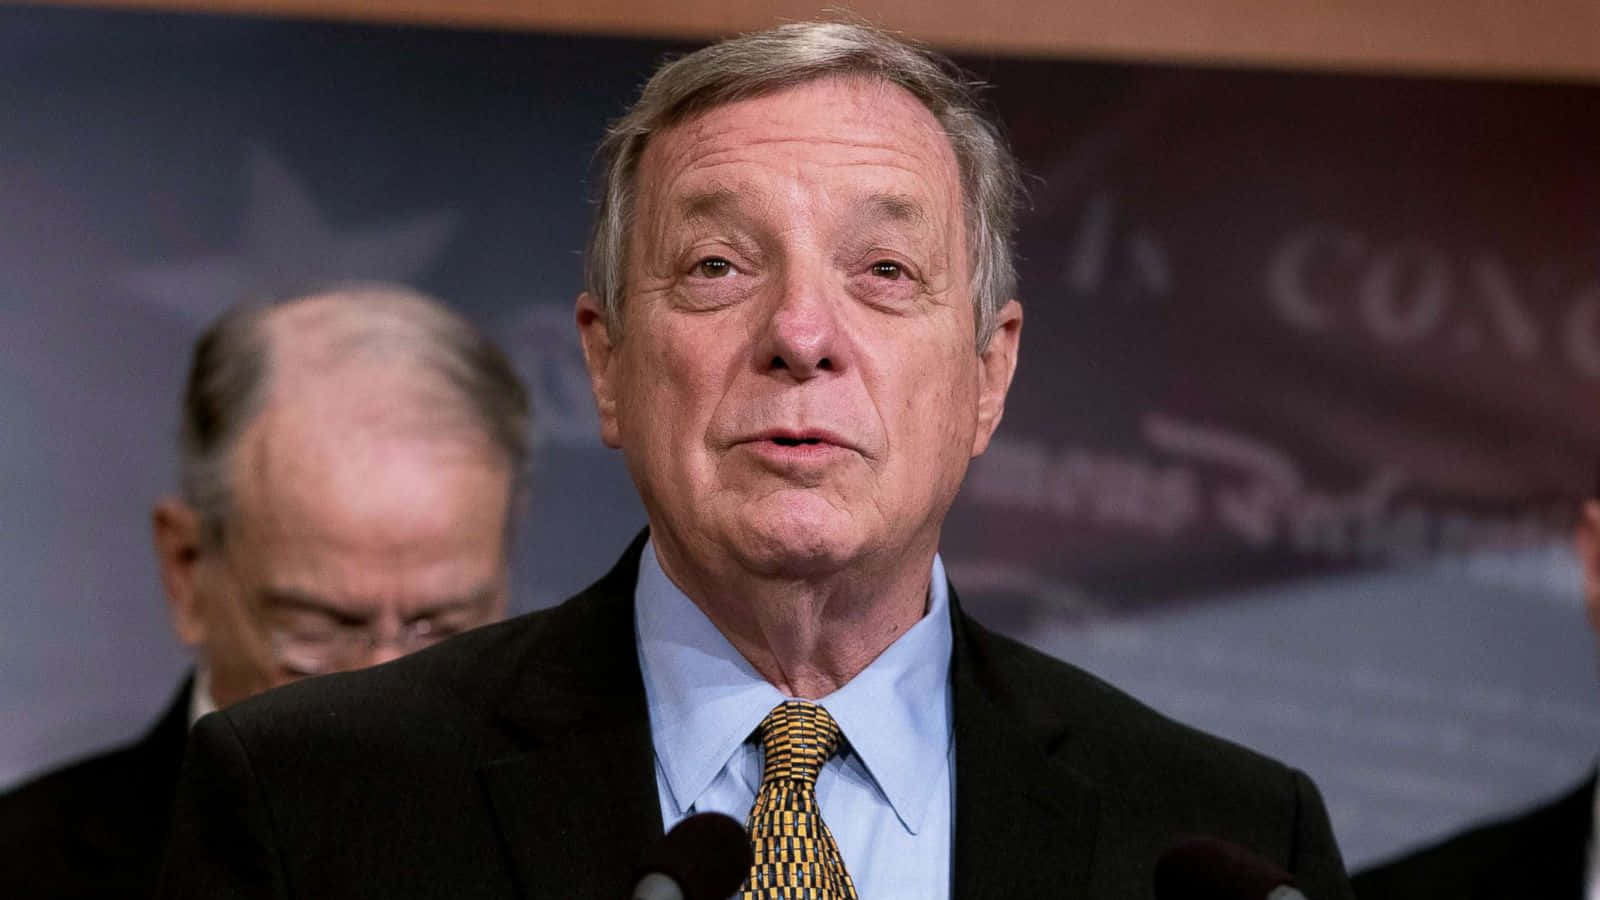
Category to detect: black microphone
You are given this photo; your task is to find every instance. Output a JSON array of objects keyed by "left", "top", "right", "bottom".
[
  {"left": 631, "top": 812, "right": 753, "bottom": 900},
  {"left": 1154, "top": 836, "right": 1308, "bottom": 900}
]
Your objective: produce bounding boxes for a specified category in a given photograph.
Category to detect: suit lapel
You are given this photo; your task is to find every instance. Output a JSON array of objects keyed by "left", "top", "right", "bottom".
[
  {"left": 479, "top": 724, "right": 660, "bottom": 900},
  {"left": 478, "top": 534, "right": 664, "bottom": 900},
  {"left": 951, "top": 600, "right": 1101, "bottom": 899}
]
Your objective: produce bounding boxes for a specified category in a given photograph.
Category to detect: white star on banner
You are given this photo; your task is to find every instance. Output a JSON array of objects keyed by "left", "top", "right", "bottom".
[{"left": 124, "top": 148, "right": 459, "bottom": 321}]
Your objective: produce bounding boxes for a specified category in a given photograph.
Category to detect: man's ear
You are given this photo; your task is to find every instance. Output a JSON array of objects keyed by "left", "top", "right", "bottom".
[
  {"left": 153, "top": 497, "right": 207, "bottom": 647},
  {"left": 575, "top": 292, "right": 623, "bottom": 449},
  {"left": 1577, "top": 500, "right": 1600, "bottom": 636},
  {"left": 576, "top": 291, "right": 624, "bottom": 448},
  {"left": 972, "top": 299, "right": 1022, "bottom": 457}
]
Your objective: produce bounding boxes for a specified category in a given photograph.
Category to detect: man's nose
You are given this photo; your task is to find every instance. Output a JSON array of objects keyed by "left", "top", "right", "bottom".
[
  {"left": 355, "top": 618, "right": 411, "bottom": 668},
  {"left": 761, "top": 264, "right": 846, "bottom": 379}
]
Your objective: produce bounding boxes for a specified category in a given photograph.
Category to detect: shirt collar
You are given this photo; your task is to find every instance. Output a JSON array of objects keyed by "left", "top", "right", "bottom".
[
  {"left": 634, "top": 539, "right": 953, "bottom": 835},
  {"left": 189, "top": 666, "right": 219, "bottom": 727}
]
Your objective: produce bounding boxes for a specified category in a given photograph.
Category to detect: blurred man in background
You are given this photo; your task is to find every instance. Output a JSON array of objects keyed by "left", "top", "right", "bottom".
[
  {"left": 0, "top": 284, "right": 531, "bottom": 898},
  {"left": 1353, "top": 486, "right": 1600, "bottom": 899}
]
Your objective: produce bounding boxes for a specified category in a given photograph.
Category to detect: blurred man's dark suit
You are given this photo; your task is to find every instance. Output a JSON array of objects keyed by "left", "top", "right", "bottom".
[
  {"left": 158, "top": 537, "right": 1352, "bottom": 899},
  {"left": 0, "top": 678, "right": 191, "bottom": 899},
  {"left": 1353, "top": 774, "right": 1593, "bottom": 900}
]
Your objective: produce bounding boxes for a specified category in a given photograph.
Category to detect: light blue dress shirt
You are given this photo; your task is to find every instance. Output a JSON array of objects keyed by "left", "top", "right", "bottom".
[{"left": 634, "top": 539, "right": 954, "bottom": 900}]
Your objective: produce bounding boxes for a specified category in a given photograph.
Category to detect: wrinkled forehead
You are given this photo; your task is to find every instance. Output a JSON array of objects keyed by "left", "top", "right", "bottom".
[{"left": 631, "top": 75, "right": 965, "bottom": 243}]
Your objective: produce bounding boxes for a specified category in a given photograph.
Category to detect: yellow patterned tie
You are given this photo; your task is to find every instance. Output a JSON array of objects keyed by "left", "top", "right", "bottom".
[{"left": 739, "top": 701, "right": 860, "bottom": 900}]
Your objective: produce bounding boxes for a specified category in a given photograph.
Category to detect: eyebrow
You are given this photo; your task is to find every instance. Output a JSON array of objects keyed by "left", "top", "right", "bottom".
[
  {"left": 862, "top": 191, "right": 930, "bottom": 227},
  {"left": 258, "top": 589, "right": 364, "bottom": 625},
  {"left": 678, "top": 187, "right": 744, "bottom": 223},
  {"left": 679, "top": 188, "right": 930, "bottom": 224},
  {"left": 408, "top": 589, "right": 498, "bottom": 620},
  {"left": 258, "top": 586, "right": 497, "bottom": 623}
]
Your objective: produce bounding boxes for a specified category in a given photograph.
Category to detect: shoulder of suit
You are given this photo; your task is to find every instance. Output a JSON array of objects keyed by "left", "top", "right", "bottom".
[
  {"left": 0, "top": 740, "right": 137, "bottom": 814},
  {"left": 1352, "top": 774, "right": 1593, "bottom": 896},
  {"left": 957, "top": 610, "right": 1300, "bottom": 787},
  {"left": 0, "top": 726, "right": 170, "bottom": 853}
]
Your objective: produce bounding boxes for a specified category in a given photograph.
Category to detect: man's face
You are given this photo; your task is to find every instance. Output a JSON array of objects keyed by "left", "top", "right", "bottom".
[
  {"left": 580, "top": 76, "right": 1020, "bottom": 578},
  {"left": 157, "top": 394, "right": 511, "bottom": 710}
]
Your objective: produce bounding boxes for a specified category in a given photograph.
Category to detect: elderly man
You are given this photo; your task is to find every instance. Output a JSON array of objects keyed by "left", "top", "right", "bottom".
[
  {"left": 0, "top": 285, "right": 527, "bottom": 899},
  {"left": 157, "top": 24, "right": 1351, "bottom": 900}
]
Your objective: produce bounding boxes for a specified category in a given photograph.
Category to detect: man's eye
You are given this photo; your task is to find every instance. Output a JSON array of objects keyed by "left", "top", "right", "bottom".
[
  {"left": 272, "top": 617, "right": 341, "bottom": 644},
  {"left": 695, "top": 257, "right": 733, "bottom": 278},
  {"left": 869, "top": 260, "right": 904, "bottom": 279}
]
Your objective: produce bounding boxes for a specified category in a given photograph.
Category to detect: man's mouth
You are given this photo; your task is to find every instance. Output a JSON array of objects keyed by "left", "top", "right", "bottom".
[
  {"left": 741, "top": 429, "right": 858, "bottom": 458},
  {"left": 752, "top": 428, "right": 847, "bottom": 448}
]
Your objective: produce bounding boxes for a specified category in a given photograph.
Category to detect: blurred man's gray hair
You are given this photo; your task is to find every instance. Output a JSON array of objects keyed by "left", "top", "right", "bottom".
[
  {"left": 178, "top": 283, "right": 531, "bottom": 546},
  {"left": 585, "top": 21, "right": 1023, "bottom": 350}
]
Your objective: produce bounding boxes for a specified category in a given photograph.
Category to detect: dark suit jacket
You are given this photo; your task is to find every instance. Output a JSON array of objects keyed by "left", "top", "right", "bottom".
[
  {"left": 1, "top": 678, "right": 192, "bottom": 899},
  {"left": 1353, "top": 774, "right": 1594, "bottom": 900},
  {"left": 158, "top": 537, "right": 1352, "bottom": 899}
]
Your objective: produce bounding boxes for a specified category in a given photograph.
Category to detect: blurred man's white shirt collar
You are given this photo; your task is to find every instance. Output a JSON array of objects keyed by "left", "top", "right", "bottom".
[{"left": 188, "top": 666, "right": 219, "bottom": 727}]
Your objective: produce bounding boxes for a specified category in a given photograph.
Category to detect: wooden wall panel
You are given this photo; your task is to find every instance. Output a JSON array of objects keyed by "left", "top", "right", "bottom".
[{"left": 33, "top": 0, "right": 1600, "bottom": 82}]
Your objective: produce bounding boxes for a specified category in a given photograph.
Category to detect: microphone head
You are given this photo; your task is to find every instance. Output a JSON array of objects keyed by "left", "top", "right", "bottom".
[
  {"left": 633, "top": 812, "right": 753, "bottom": 900},
  {"left": 1154, "top": 835, "right": 1295, "bottom": 900}
]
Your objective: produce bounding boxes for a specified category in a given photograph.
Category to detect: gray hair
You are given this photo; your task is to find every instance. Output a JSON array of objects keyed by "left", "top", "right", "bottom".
[
  {"left": 178, "top": 284, "right": 531, "bottom": 546},
  {"left": 584, "top": 21, "right": 1023, "bottom": 350}
]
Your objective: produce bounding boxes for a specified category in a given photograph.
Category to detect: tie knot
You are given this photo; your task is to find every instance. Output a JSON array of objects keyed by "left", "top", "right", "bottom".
[{"left": 756, "top": 701, "right": 843, "bottom": 786}]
